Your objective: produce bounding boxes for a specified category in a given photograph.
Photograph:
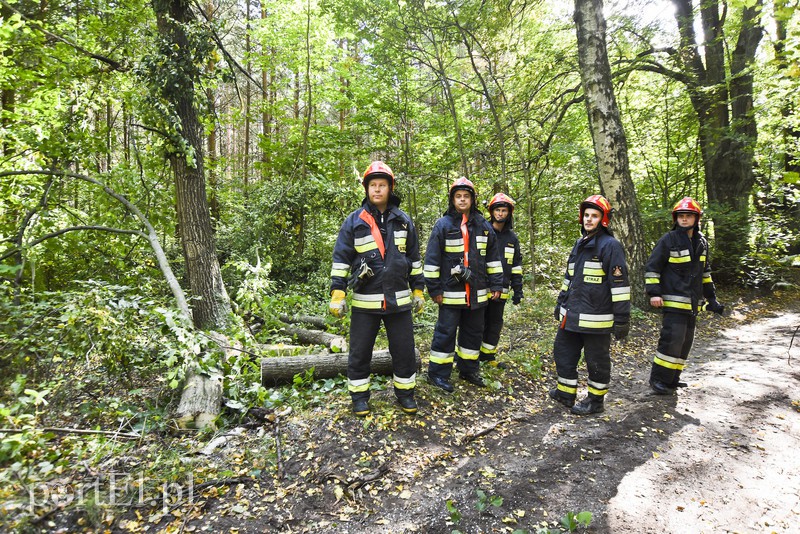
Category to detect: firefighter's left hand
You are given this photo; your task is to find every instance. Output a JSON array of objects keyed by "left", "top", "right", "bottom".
[
  {"left": 612, "top": 322, "right": 629, "bottom": 340},
  {"left": 512, "top": 290, "right": 523, "bottom": 305},
  {"left": 491, "top": 290, "right": 502, "bottom": 300},
  {"left": 708, "top": 299, "right": 724, "bottom": 315},
  {"left": 412, "top": 289, "right": 425, "bottom": 314}
]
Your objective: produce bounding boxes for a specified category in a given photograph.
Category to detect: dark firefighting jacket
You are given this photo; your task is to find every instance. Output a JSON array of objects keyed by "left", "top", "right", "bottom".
[
  {"left": 644, "top": 228, "right": 717, "bottom": 315},
  {"left": 556, "top": 229, "right": 631, "bottom": 333},
  {"left": 494, "top": 221, "right": 523, "bottom": 300},
  {"left": 330, "top": 197, "right": 423, "bottom": 314},
  {"left": 424, "top": 207, "right": 504, "bottom": 308}
]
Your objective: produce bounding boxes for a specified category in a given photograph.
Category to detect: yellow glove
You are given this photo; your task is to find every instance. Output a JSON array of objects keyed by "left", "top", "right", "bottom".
[
  {"left": 329, "top": 290, "right": 347, "bottom": 318},
  {"left": 412, "top": 289, "right": 425, "bottom": 314}
]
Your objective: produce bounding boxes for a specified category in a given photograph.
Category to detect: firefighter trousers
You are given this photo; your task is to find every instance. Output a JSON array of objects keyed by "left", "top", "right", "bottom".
[
  {"left": 479, "top": 299, "right": 506, "bottom": 362},
  {"left": 348, "top": 310, "right": 417, "bottom": 402},
  {"left": 650, "top": 311, "right": 696, "bottom": 387},
  {"left": 428, "top": 305, "right": 486, "bottom": 379},
  {"left": 552, "top": 328, "right": 611, "bottom": 402}
]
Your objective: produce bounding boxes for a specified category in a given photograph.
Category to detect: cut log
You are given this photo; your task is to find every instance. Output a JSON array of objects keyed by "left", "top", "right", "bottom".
[
  {"left": 282, "top": 324, "right": 347, "bottom": 353},
  {"left": 279, "top": 314, "right": 328, "bottom": 329},
  {"left": 261, "top": 348, "right": 421, "bottom": 386},
  {"left": 175, "top": 332, "right": 234, "bottom": 430}
]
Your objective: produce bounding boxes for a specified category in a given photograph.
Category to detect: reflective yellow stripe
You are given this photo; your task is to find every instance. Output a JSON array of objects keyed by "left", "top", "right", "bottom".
[
  {"left": 487, "top": 261, "right": 503, "bottom": 274},
  {"left": 702, "top": 274, "right": 712, "bottom": 283},
  {"left": 430, "top": 351, "right": 453, "bottom": 364},
  {"left": 512, "top": 265, "right": 523, "bottom": 274},
  {"left": 424, "top": 265, "right": 440, "bottom": 279},
  {"left": 583, "top": 268, "right": 605, "bottom": 276},
  {"left": 645, "top": 277, "right": 659, "bottom": 284},
  {"left": 669, "top": 256, "right": 691, "bottom": 263},
  {"left": 443, "top": 291, "right": 466, "bottom": 305},
  {"left": 578, "top": 313, "right": 614, "bottom": 329},
  {"left": 456, "top": 346, "right": 480, "bottom": 360},
  {"left": 611, "top": 286, "right": 631, "bottom": 302},
  {"left": 348, "top": 378, "right": 370, "bottom": 393},
  {"left": 587, "top": 386, "right": 608, "bottom": 396},
  {"left": 653, "top": 354, "right": 685, "bottom": 370},
  {"left": 480, "top": 342, "right": 497, "bottom": 355},
  {"left": 663, "top": 300, "right": 692, "bottom": 310},
  {"left": 352, "top": 292, "right": 384, "bottom": 309},
  {"left": 393, "top": 374, "right": 416, "bottom": 390},
  {"left": 557, "top": 383, "right": 577, "bottom": 395}
]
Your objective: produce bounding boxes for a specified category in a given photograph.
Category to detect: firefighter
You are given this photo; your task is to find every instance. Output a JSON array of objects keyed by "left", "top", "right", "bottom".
[
  {"left": 645, "top": 197, "right": 724, "bottom": 395},
  {"left": 329, "top": 161, "right": 425, "bottom": 416},
  {"left": 424, "top": 177, "right": 504, "bottom": 391},
  {"left": 549, "top": 195, "right": 631, "bottom": 415},
  {"left": 479, "top": 193, "right": 524, "bottom": 369}
]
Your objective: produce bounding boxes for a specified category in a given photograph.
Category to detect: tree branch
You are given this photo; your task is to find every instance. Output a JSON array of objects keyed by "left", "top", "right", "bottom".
[
  {"left": 0, "top": 169, "right": 192, "bottom": 323},
  {"left": 0, "top": 225, "right": 144, "bottom": 262},
  {"left": 0, "top": 0, "right": 128, "bottom": 72}
]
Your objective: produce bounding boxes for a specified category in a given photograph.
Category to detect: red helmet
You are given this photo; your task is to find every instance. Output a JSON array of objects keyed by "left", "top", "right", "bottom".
[
  {"left": 672, "top": 196, "right": 702, "bottom": 222},
  {"left": 488, "top": 192, "right": 516, "bottom": 213},
  {"left": 362, "top": 161, "right": 395, "bottom": 191},
  {"left": 449, "top": 177, "right": 476, "bottom": 200},
  {"left": 579, "top": 194, "right": 613, "bottom": 228}
]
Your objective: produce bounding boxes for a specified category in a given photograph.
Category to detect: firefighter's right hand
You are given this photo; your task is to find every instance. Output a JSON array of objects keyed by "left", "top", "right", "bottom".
[
  {"left": 412, "top": 289, "right": 425, "bottom": 314},
  {"left": 329, "top": 290, "right": 347, "bottom": 318}
]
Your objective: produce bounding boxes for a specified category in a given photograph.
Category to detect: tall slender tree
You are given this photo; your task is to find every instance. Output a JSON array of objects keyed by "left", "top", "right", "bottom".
[{"left": 574, "top": 0, "right": 646, "bottom": 307}]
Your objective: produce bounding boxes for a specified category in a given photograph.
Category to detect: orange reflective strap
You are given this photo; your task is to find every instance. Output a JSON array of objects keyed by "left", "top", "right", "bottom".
[
  {"left": 461, "top": 213, "right": 471, "bottom": 306},
  {"left": 358, "top": 210, "right": 386, "bottom": 259}
]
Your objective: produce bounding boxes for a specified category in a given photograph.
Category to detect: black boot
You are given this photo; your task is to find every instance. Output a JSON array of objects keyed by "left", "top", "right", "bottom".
[
  {"left": 459, "top": 372, "right": 486, "bottom": 387},
  {"left": 571, "top": 396, "right": 604, "bottom": 415},
  {"left": 649, "top": 379, "right": 676, "bottom": 396},
  {"left": 352, "top": 398, "right": 370, "bottom": 417},
  {"left": 549, "top": 388, "right": 575, "bottom": 408},
  {"left": 397, "top": 395, "right": 418, "bottom": 415},
  {"left": 427, "top": 375, "right": 454, "bottom": 393}
]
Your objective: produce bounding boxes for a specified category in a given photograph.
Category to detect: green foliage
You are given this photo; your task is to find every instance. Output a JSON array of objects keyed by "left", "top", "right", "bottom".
[
  {"left": 534, "top": 510, "right": 593, "bottom": 534},
  {"left": 446, "top": 498, "right": 462, "bottom": 524},
  {"left": 475, "top": 488, "right": 503, "bottom": 512}
]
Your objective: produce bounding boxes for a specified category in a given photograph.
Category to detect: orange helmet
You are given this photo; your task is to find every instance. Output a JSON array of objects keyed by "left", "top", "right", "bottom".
[
  {"left": 449, "top": 176, "right": 476, "bottom": 201},
  {"left": 579, "top": 194, "right": 612, "bottom": 228},
  {"left": 362, "top": 161, "right": 395, "bottom": 191},
  {"left": 672, "top": 196, "right": 702, "bottom": 223},
  {"left": 488, "top": 192, "right": 516, "bottom": 214}
]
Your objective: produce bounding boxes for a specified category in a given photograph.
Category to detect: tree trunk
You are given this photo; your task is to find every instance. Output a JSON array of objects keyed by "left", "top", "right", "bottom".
[
  {"left": 152, "top": 0, "right": 233, "bottom": 429},
  {"left": 671, "top": 0, "right": 764, "bottom": 281},
  {"left": 261, "top": 349, "right": 421, "bottom": 386},
  {"left": 574, "top": 0, "right": 647, "bottom": 308}
]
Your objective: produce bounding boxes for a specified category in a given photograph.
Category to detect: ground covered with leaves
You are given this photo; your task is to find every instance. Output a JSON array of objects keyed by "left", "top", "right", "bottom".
[{"left": 3, "top": 287, "right": 800, "bottom": 533}]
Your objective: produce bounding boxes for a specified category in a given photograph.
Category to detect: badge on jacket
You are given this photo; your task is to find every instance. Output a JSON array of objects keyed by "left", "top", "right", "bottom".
[{"left": 612, "top": 265, "right": 623, "bottom": 278}]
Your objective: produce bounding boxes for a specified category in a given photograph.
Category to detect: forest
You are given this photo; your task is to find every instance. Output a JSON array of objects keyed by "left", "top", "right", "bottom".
[{"left": 1, "top": 0, "right": 799, "bottom": 531}]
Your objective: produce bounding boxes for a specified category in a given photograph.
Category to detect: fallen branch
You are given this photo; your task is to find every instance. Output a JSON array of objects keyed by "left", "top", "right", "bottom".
[
  {"left": 282, "top": 324, "right": 347, "bottom": 353},
  {"left": 279, "top": 313, "right": 328, "bottom": 329},
  {"left": 0, "top": 427, "right": 141, "bottom": 439},
  {"left": 261, "top": 348, "right": 421, "bottom": 386}
]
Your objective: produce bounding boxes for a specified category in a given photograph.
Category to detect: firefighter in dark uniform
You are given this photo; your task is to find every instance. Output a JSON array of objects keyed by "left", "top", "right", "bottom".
[
  {"left": 424, "top": 177, "right": 504, "bottom": 391},
  {"left": 646, "top": 197, "right": 724, "bottom": 395},
  {"left": 549, "top": 195, "right": 631, "bottom": 415},
  {"left": 479, "top": 193, "right": 524, "bottom": 369},
  {"left": 329, "top": 161, "right": 425, "bottom": 416}
]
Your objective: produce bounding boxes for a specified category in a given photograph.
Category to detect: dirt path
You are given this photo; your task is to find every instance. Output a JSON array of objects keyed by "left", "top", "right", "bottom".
[
  {"left": 606, "top": 309, "right": 800, "bottom": 533},
  {"left": 104, "top": 296, "right": 800, "bottom": 534}
]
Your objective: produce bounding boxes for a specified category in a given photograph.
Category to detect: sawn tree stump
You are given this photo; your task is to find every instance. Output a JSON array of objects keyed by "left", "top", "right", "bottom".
[{"left": 261, "top": 348, "right": 421, "bottom": 386}]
